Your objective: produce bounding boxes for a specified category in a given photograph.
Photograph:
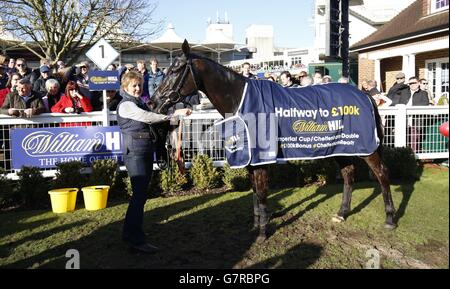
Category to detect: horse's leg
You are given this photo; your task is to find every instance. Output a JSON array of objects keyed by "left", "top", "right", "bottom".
[
  {"left": 332, "top": 157, "right": 355, "bottom": 223},
  {"left": 248, "top": 166, "right": 270, "bottom": 241},
  {"left": 362, "top": 152, "right": 396, "bottom": 229},
  {"left": 247, "top": 168, "right": 260, "bottom": 230}
]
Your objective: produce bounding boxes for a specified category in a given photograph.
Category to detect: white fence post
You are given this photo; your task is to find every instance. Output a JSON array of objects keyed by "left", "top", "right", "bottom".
[
  {"left": 394, "top": 104, "right": 407, "bottom": 148},
  {"left": 102, "top": 90, "right": 110, "bottom": 126}
]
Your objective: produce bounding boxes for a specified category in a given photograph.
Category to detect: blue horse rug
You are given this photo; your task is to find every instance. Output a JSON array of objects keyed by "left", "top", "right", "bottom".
[{"left": 216, "top": 80, "right": 379, "bottom": 168}]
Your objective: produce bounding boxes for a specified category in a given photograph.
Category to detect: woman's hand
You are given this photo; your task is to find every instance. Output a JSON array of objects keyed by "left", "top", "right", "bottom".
[
  {"left": 173, "top": 108, "right": 192, "bottom": 117},
  {"left": 64, "top": 107, "right": 75, "bottom": 113},
  {"left": 74, "top": 92, "right": 83, "bottom": 99}
]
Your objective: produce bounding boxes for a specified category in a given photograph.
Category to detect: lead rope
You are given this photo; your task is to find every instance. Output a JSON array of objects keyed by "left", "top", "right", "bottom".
[{"left": 176, "top": 118, "right": 185, "bottom": 174}]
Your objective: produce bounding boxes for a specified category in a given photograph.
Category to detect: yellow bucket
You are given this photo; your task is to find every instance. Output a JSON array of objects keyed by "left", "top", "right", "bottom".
[
  {"left": 81, "top": 185, "right": 110, "bottom": 211},
  {"left": 48, "top": 188, "right": 78, "bottom": 213}
]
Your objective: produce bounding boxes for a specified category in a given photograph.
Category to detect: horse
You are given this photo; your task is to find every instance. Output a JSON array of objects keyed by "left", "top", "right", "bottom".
[{"left": 152, "top": 40, "right": 396, "bottom": 241}]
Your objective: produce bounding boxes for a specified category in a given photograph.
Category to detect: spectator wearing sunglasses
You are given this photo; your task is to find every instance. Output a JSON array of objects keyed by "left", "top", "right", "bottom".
[
  {"left": 387, "top": 72, "right": 408, "bottom": 100},
  {"left": 391, "top": 76, "right": 430, "bottom": 153},
  {"left": 391, "top": 76, "right": 429, "bottom": 106},
  {"left": 14, "top": 58, "right": 33, "bottom": 82},
  {"left": 419, "top": 78, "right": 435, "bottom": 105}
]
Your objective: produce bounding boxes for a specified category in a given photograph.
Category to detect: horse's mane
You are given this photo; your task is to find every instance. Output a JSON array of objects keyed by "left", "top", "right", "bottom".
[{"left": 187, "top": 53, "right": 247, "bottom": 82}]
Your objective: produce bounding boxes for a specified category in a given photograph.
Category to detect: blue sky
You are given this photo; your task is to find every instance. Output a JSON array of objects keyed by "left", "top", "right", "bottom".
[{"left": 153, "top": 0, "right": 315, "bottom": 49}]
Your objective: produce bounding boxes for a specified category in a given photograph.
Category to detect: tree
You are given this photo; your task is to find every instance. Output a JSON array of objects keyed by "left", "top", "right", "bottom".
[{"left": 0, "top": 0, "right": 162, "bottom": 65}]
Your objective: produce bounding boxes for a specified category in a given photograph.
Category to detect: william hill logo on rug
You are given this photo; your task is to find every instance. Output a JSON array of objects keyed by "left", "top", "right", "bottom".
[
  {"left": 224, "top": 134, "right": 243, "bottom": 153},
  {"left": 292, "top": 120, "right": 344, "bottom": 133}
]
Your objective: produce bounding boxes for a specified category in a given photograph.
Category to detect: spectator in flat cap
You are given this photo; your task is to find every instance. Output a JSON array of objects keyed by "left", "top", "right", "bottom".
[
  {"left": 387, "top": 71, "right": 408, "bottom": 100},
  {"left": 33, "top": 65, "right": 55, "bottom": 95},
  {"left": 30, "top": 58, "right": 51, "bottom": 85}
]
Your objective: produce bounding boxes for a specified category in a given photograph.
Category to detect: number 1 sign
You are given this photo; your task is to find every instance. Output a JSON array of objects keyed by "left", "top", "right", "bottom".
[{"left": 85, "top": 38, "right": 120, "bottom": 70}]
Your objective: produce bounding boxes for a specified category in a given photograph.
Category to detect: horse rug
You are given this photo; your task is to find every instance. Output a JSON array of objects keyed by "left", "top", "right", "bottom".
[{"left": 216, "top": 80, "right": 379, "bottom": 168}]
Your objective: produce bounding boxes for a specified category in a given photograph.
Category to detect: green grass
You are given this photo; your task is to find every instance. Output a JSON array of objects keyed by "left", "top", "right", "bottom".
[{"left": 0, "top": 166, "right": 448, "bottom": 269}]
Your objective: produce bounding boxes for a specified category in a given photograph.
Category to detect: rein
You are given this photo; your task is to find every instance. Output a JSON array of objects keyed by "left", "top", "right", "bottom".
[{"left": 163, "top": 57, "right": 200, "bottom": 107}]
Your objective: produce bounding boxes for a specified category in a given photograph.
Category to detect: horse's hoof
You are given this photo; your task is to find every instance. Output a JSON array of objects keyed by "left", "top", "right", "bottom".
[
  {"left": 384, "top": 223, "right": 396, "bottom": 230},
  {"left": 331, "top": 215, "right": 345, "bottom": 223}
]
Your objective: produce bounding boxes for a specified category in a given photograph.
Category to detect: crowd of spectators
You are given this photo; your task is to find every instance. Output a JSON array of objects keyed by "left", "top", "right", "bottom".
[
  {"left": 2, "top": 56, "right": 444, "bottom": 117},
  {"left": 237, "top": 63, "right": 351, "bottom": 88},
  {"left": 0, "top": 56, "right": 183, "bottom": 118}
]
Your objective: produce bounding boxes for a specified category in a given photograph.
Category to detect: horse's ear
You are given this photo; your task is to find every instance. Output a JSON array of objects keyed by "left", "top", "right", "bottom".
[{"left": 182, "top": 39, "right": 190, "bottom": 56}]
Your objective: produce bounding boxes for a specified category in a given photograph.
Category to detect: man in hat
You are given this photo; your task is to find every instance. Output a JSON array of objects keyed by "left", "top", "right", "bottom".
[
  {"left": 387, "top": 72, "right": 408, "bottom": 100},
  {"left": 33, "top": 65, "right": 54, "bottom": 95}
]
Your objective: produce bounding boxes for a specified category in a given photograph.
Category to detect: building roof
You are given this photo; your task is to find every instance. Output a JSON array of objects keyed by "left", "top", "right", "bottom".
[
  {"left": 351, "top": 0, "right": 449, "bottom": 51},
  {"left": 151, "top": 23, "right": 184, "bottom": 47}
]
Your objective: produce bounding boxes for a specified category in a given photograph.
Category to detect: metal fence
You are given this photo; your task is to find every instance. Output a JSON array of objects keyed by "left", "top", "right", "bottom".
[{"left": 0, "top": 106, "right": 448, "bottom": 179}]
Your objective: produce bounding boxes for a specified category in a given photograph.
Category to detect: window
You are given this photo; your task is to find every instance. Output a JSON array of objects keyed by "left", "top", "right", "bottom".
[
  {"left": 291, "top": 57, "right": 302, "bottom": 66},
  {"left": 431, "top": 0, "right": 449, "bottom": 13},
  {"left": 426, "top": 58, "right": 449, "bottom": 101}
]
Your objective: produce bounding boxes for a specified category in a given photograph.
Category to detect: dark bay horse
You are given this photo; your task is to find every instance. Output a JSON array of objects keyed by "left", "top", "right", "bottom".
[{"left": 153, "top": 40, "right": 396, "bottom": 241}]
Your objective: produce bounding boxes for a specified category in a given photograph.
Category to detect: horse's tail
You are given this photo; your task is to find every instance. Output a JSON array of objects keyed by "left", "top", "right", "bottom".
[{"left": 369, "top": 96, "right": 385, "bottom": 156}]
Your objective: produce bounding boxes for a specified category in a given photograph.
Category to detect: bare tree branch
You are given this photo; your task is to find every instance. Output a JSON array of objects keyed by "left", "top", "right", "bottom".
[{"left": 0, "top": 0, "right": 163, "bottom": 65}]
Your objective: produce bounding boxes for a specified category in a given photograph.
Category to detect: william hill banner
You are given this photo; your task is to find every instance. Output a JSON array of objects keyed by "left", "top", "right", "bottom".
[
  {"left": 217, "top": 81, "right": 379, "bottom": 168},
  {"left": 11, "top": 127, "right": 123, "bottom": 169}
]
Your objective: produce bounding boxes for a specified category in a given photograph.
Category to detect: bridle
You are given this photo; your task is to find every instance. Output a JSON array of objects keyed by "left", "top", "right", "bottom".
[{"left": 161, "top": 57, "right": 200, "bottom": 109}]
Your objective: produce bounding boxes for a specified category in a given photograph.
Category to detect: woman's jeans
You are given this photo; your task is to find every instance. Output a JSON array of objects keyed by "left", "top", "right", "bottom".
[{"left": 122, "top": 151, "right": 153, "bottom": 245}]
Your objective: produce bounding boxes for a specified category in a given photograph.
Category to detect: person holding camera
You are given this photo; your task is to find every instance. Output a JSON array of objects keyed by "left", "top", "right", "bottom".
[{"left": 51, "top": 80, "right": 93, "bottom": 114}]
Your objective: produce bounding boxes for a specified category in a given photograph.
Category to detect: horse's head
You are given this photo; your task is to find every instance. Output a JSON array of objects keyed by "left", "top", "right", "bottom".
[{"left": 153, "top": 39, "right": 199, "bottom": 114}]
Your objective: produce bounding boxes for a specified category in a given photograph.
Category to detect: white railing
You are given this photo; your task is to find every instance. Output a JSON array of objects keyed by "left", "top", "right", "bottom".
[
  {"left": 378, "top": 105, "right": 449, "bottom": 159},
  {"left": 0, "top": 106, "right": 448, "bottom": 179}
]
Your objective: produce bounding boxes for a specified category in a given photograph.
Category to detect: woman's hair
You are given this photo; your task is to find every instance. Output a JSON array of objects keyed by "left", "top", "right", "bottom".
[
  {"left": 121, "top": 71, "right": 143, "bottom": 90},
  {"left": 45, "top": 78, "right": 60, "bottom": 92},
  {"left": 5, "top": 72, "right": 22, "bottom": 88},
  {"left": 65, "top": 80, "right": 80, "bottom": 97}
]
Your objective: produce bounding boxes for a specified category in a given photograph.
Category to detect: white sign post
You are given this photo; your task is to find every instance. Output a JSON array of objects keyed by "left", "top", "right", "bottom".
[{"left": 85, "top": 38, "right": 120, "bottom": 126}]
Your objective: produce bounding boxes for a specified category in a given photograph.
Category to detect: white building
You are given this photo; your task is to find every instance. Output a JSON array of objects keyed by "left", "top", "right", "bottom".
[
  {"left": 313, "top": 0, "right": 416, "bottom": 62},
  {"left": 226, "top": 24, "right": 313, "bottom": 74},
  {"left": 245, "top": 25, "right": 274, "bottom": 59}
]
